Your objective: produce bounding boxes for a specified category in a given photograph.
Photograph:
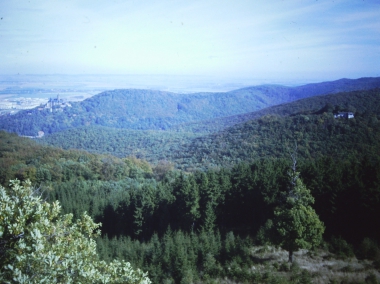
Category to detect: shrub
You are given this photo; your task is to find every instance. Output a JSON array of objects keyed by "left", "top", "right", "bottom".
[
  {"left": 365, "top": 273, "right": 379, "bottom": 284},
  {"left": 328, "top": 236, "right": 355, "bottom": 259},
  {"left": 279, "top": 262, "right": 290, "bottom": 272},
  {"left": 358, "top": 238, "right": 380, "bottom": 261}
]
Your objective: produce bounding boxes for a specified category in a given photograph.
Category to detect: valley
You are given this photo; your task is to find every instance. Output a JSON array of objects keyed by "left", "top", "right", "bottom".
[{"left": 1, "top": 77, "right": 380, "bottom": 283}]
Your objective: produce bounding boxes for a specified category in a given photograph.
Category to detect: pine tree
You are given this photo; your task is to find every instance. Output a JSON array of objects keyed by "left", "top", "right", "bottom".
[
  {"left": 174, "top": 174, "right": 200, "bottom": 231},
  {"left": 201, "top": 201, "right": 217, "bottom": 233},
  {"left": 273, "top": 168, "right": 325, "bottom": 262}
]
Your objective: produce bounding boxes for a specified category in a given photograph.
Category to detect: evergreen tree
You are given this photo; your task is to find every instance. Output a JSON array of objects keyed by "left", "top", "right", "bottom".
[
  {"left": 273, "top": 169, "right": 325, "bottom": 262},
  {"left": 201, "top": 201, "right": 217, "bottom": 233},
  {"left": 174, "top": 174, "right": 200, "bottom": 231}
]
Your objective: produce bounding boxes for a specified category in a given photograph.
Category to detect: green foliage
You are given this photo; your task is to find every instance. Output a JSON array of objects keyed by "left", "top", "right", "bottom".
[
  {"left": 173, "top": 173, "right": 201, "bottom": 231},
  {"left": 2, "top": 119, "right": 380, "bottom": 281},
  {"left": 0, "top": 179, "right": 150, "bottom": 283},
  {"left": 273, "top": 171, "right": 325, "bottom": 262},
  {"left": 279, "top": 261, "right": 290, "bottom": 272},
  {"left": 34, "top": 89, "right": 380, "bottom": 172},
  {"left": 358, "top": 238, "right": 380, "bottom": 261},
  {"left": 2, "top": 78, "right": 380, "bottom": 136},
  {"left": 96, "top": 229, "right": 260, "bottom": 283},
  {"left": 201, "top": 202, "right": 217, "bottom": 233},
  {"left": 180, "top": 95, "right": 380, "bottom": 170},
  {"left": 39, "top": 125, "right": 201, "bottom": 163},
  {"left": 1, "top": 82, "right": 380, "bottom": 283},
  {"left": 289, "top": 262, "right": 313, "bottom": 284},
  {"left": 365, "top": 273, "right": 379, "bottom": 284},
  {"left": 256, "top": 219, "right": 275, "bottom": 245},
  {"left": 0, "top": 131, "right": 153, "bottom": 185},
  {"left": 2, "top": 130, "right": 380, "bottom": 247},
  {"left": 328, "top": 236, "right": 355, "bottom": 259}
]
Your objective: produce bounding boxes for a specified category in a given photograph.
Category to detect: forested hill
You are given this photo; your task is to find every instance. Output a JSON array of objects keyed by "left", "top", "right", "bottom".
[
  {"left": 2, "top": 84, "right": 380, "bottom": 283},
  {"left": 1, "top": 77, "right": 380, "bottom": 135},
  {"left": 168, "top": 88, "right": 380, "bottom": 169},
  {"left": 0, "top": 130, "right": 154, "bottom": 187},
  {"left": 39, "top": 88, "right": 380, "bottom": 171},
  {"left": 173, "top": 86, "right": 380, "bottom": 133}
]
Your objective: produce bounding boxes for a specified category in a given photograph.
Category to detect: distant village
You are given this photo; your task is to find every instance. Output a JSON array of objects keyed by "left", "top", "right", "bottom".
[
  {"left": 0, "top": 97, "right": 47, "bottom": 114},
  {"left": 0, "top": 95, "right": 72, "bottom": 115}
]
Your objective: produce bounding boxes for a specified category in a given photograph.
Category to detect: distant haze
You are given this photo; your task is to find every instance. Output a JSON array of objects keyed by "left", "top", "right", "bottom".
[
  {"left": 0, "top": 74, "right": 270, "bottom": 95},
  {"left": 1, "top": 1, "right": 379, "bottom": 84}
]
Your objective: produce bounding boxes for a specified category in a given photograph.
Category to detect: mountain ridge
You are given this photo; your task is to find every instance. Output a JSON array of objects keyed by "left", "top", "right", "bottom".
[
  {"left": 38, "top": 88, "right": 380, "bottom": 171},
  {"left": 1, "top": 77, "right": 380, "bottom": 135}
]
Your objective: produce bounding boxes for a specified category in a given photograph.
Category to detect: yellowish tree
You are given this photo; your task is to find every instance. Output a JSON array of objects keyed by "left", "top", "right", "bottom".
[{"left": 0, "top": 179, "right": 151, "bottom": 284}]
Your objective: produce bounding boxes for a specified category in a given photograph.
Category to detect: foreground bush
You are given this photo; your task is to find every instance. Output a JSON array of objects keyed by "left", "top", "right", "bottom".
[{"left": 0, "top": 179, "right": 150, "bottom": 284}]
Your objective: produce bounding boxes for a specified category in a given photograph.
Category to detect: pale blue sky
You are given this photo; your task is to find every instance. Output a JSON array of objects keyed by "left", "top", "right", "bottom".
[{"left": 1, "top": 0, "right": 379, "bottom": 83}]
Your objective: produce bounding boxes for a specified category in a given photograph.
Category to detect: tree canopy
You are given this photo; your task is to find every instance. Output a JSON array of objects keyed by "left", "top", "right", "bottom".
[
  {"left": 0, "top": 179, "right": 151, "bottom": 284},
  {"left": 273, "top": 170, "right": 325, "bottom": 262}
]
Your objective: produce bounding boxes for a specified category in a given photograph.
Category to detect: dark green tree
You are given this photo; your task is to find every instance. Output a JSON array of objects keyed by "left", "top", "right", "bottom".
[
  {"left": 201, "top": 201, "right": 217, "bottom": 233},
  {"left": 174, "top": 174, "right": 200, "bottom": 231},
  {"left": 273, "top": 167, "right": 325, "bottom": 262}
]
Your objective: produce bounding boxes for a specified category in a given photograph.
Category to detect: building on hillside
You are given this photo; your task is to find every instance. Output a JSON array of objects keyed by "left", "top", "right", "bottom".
[
  {"left": 44, "top": 95, "right": 71, "bottom": 112},
  {"left": 334, "top": 112, "right": 354, "bottom": 119}
]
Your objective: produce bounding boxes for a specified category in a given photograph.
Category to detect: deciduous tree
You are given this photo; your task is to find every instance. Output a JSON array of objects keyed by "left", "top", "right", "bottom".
[{"left": 0, "top": 179, "right": 151, "bottom": 283}]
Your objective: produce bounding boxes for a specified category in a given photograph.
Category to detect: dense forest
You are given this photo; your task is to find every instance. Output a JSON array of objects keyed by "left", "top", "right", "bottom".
[
  {"left": 1, "top": 130, "right": 380, "bottom": 282},
  {"left": 1, "top": 77, "right": 380, "bottom": 136},
  {"left": 39, "top": 88, "right": 380, "bottom": 171},
  {"left": 1, "top": 81, "right": 380, "bottom": 283}
]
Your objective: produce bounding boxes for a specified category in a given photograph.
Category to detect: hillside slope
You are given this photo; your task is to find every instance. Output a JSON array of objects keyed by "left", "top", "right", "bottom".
[
  {"left": 171, "top": 88, "right": 380, "bottom": 169},
  {"left": 174, "top": 86, "right": 380, "bottom": 133},
  {"left": 39, "top": 88, "right": 380, "bottom": 171},
  {"left": 1, "top": 77, "right": 380, "bottom": 135}
]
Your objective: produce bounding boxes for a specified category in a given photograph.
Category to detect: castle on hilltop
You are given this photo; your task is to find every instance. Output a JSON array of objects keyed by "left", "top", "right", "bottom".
[{"left": 43, "top": 95, "right": 71, "bottom": 112}]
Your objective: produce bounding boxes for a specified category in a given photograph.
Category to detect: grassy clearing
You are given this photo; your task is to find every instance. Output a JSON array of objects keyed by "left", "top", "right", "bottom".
[{"left": 242, "top": 246, "right": 380, "bottom": 284}]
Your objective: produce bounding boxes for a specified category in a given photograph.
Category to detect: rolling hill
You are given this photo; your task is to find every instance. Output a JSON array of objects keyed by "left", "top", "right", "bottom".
[
  {"left": 2, "top": 79, "right": 380, "bottom": 284},
  {"left": 39, "top": 88, "right": 380, "bottom": 170},
  {"left": 1, "top": 77, "right": 380, "bottom": 136}
]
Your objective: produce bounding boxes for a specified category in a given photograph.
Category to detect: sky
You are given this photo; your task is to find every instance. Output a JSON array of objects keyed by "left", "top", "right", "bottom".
[{"left": 1, "top": 0, "right": 379, "bottom": 84}]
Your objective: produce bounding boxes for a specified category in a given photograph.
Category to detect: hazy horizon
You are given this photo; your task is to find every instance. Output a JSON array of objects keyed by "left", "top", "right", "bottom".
[
  {"left": 1, "top": 74, "right": 378, "bottom": 97},
  {"left": 1, "top": 0, "right": 379, "bottom": 84}
]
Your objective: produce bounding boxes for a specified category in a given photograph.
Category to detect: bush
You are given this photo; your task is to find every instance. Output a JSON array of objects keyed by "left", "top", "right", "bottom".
[
  {"left": 365, "top": 273, "right": 379, "bottom": 284},
  {"left": 373, "top": 260, "right": 380, "bottom": 270},
  {"left": 279, "top": 261, "right": 290, "bottom": 272},
  {"left": 328, "top": 236, "right": 355, "bottom": 259},
  {"left": 256, "top": 219, "right": 275, "bottom": 245},
  {"left": 358, "top": 238, "right": 380, "bottom": 261},
  {"left": 299, "top": 270, "right": 313, "bottom": 284},
  {"left": 340, "top": 265, "right": 354, "bottom": 272},
  {"left": 289, "top": 262, "right": 312, "bottom": 284}
]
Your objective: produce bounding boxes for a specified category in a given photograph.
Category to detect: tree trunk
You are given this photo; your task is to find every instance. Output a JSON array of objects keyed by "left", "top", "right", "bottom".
[{"left": 288, "top": 250, "right": 294, "bottom": 263}]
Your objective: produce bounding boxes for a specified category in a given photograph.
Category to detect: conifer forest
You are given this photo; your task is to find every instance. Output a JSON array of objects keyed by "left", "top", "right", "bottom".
[{"left": 1, "top": 79, "right": 380, "bottom": 283}]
